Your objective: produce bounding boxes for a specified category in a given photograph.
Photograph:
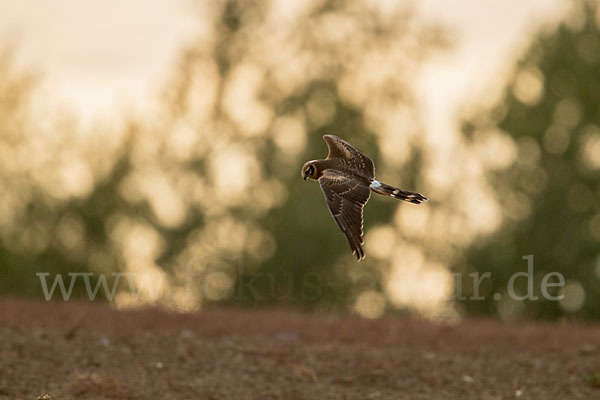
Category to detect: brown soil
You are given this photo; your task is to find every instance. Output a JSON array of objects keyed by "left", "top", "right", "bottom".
[{"left": 0, "top": 299, "right": 599, "bottom": 400}]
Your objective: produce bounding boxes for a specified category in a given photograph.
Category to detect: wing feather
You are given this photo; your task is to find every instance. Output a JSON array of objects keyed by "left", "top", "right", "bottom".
[
  {"left": 322, "top": 135, "right": 375, "bottom": 179},
  {"left": 319, "top": 169, "right": 371, "bottom": 260}
]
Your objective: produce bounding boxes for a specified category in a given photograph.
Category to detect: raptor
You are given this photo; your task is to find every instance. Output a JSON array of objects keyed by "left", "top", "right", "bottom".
[{"left": 302, "top": 135, "right": 427, "bottom": 261}]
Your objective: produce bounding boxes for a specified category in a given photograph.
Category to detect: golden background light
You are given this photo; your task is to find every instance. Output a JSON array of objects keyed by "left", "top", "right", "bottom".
[{"left": 0, "top": 0, "right": 577, "bottom": 317}]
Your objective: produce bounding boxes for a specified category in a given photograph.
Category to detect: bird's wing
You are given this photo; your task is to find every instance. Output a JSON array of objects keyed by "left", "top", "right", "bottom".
[
  {"left": 319, "top": 169, "right": 371, "bottom": 260},
  {"left": 322, "top": 135, "right": 375, "bottom": 179}
]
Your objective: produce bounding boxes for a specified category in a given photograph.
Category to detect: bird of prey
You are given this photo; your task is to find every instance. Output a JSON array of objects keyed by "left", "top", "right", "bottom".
[{"left": 301, "top": 135, "right": 427, "bottom": 261}]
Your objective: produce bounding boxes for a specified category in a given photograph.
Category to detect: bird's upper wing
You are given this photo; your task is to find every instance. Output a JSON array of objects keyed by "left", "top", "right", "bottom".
[
  {"left": 319, "top": 169, "right": 371, "bottom": 260},
  {"left": 322, "top": 135, "right": 375, "bottom": 179}
]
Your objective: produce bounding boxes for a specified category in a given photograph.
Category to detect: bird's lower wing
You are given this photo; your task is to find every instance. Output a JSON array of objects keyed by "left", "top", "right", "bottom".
[{"left": 319, "top": 170, "right": 371, "bottom": 261}]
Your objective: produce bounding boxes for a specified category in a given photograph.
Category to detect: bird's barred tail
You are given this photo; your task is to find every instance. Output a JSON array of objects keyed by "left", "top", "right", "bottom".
[{"left": 369, "top": 181, "right": 427, "bottom": 204}]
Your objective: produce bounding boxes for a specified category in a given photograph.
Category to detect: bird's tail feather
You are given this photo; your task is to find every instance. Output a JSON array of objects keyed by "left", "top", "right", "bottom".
[{"left": 370, "top": 181, "right": 427, "bottom": 204}]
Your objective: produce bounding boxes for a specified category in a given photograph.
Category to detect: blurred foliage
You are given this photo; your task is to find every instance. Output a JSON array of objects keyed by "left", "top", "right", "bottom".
[
  {"left": 457, "top": 0, "right": 600, "bottom": 319},
  {"left": 0, "top": 0, "right": 444, "bottom": 311},
  {"left": 6, "top": 0, "right": 600, "bottom": 321}
]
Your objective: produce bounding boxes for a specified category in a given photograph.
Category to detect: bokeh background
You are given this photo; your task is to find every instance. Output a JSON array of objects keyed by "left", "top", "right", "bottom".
[{"left": 1, "top": 0, "right": 599, "bottom": 320}]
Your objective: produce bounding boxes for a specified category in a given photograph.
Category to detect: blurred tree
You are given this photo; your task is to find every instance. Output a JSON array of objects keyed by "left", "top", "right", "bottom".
[
  {"left": 151, "top": 0, "right": 446, "bottom": 310},
  {"left": 0, "top": 0, "right": 446, "bottom": 312},
  {"left": 456, "top": 0, "right": 600, "bottom": 319},
  {"left": 0, "top": 49, "right": 137, "bottom": 299}
]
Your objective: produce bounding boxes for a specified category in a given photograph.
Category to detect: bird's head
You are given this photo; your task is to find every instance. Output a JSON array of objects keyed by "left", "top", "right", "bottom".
[{"left": 301, "top": 161, "right": 318, "bottom": 181}]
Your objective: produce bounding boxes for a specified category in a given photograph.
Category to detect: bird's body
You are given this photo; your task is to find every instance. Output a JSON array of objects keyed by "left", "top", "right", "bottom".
[{"left": 302, "top": 135, "right": 427, "bottom": 261}]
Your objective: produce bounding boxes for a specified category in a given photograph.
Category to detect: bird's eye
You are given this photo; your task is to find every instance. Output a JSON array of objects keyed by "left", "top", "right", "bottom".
[{"left": 307, "top": 165, "right": 314, "bottom": 176}]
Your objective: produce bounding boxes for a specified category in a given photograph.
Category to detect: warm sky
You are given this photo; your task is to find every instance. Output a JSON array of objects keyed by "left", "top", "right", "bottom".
[
  {"left": 416, "top": 0, "right": 567, "bottom": 137},
  {"left": 0, "top": 0, "right": 567, "bottom": 127}
]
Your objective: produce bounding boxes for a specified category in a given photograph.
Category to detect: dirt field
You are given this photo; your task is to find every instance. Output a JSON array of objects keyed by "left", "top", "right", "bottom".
[{"left": 1, "top": 299, "right": 599, "bottom": 400}]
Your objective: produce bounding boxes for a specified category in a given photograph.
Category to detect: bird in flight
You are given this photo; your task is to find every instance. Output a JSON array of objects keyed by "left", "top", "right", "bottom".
[{"left": 301, "top": 135, "right": 427, "bottom": 261}]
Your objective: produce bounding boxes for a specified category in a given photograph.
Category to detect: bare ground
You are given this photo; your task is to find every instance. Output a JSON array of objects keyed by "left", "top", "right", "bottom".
[{"left": 1, "top": 299, "right": 599, "bottom": 400}]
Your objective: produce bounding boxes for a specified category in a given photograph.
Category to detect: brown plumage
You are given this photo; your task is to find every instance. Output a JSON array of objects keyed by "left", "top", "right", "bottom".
[{"left": 301, "top": 134, "right": 427, "bottom": 261}]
